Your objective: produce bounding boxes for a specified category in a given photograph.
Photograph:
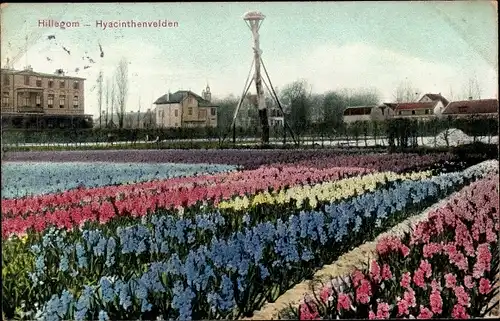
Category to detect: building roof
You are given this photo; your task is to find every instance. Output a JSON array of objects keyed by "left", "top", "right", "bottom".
[
  {"left": 1, "top": 68, "right": 86, "bottom": 80},
  {"left": 442, "top": 99, "right": 499, "bottom": 115},
  {"left": 384, "top": 102, "right": 437, "bottom": 111},
  {"left": 154, "top": 90, "right": 217, "bottom": 107},
  {"left": 421, "top": 93, "right": 449, "bottom": 106},
  {"left": 344, "top": 105, "right": 378, "bottom": 110}
]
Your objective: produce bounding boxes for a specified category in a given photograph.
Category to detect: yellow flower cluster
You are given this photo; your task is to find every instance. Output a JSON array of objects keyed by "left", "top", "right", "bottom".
[{"left": 217, "top": 170, "right": 433, "bottom": 211}]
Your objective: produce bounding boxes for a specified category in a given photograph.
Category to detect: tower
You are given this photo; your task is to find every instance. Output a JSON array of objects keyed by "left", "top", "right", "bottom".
[
  {"left": 202, "top": 83, "right": 211, "bottom": 102},
  {"left": 222, "top": 11, "right": 297, "bottom": 146},
  {"left": 244, "top": 11, "right": 269, "bottom": 144}
]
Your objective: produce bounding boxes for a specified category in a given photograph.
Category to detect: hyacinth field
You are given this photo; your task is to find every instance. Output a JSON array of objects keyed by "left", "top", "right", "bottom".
[{"left": 1, "top": 149, "right": 499, "bottom": 321}]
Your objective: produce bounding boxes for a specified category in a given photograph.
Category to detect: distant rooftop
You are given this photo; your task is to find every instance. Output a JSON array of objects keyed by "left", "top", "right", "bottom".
[
  {"left": 1, "top": 67, "right": 86, "bottom": 80},
  {"left": 154, "top": 90, "right": 217, "bottom": 107},
  {"left": 442, "top": 99, "right": 499, "bottom": 115}
]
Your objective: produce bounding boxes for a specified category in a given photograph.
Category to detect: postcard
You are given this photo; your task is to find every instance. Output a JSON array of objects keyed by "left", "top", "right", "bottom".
[{"left": 1, "top": 2, "right": 498, "bottom": 320}]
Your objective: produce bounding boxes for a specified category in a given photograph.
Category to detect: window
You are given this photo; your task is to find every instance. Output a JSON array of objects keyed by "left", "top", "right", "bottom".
[
  {"left": 36, "top": 94, "right": 41, "bottom": 107},
  {"left": 48, "top": 79, "right": 54, "bottom": 88},
  {"left": 18, "top": 93, "right": 29, "bottom": 106},
  {"left": 211, "top": 108, "right": 216, "bottom": 116},
  {"left": 3, "top": 75, "right": 10, "bottom": 86},
  {"left": 73, "top": 96, "right": 78, "bottom": 108},
  {"left": 48, "top": 94, "right": 54, "bottom": 108},
  {"left": 175, "top": 123, "right": 178, "bottom": 127},
  {"left": 188, "top": 107, "right": 193, "bottom": 115},
  {"left": 59, "top": 95, "right": 65, "bottom": 108},
  {"left": 425, "top": 109, "right": 430, "bottom": 115},
  {"left": 24, "top": 75, "right": 30, "bottom": 85},
  {"left": 59, "top": 80, "right": 65, "bottom": 88},
  {"left": 398, "top": 111, "right": 402, "bottom": 115},
  {"left": 2, "top": 92, "right": 9, "bottom": 107},
  {"left": 411, "top": 110, "right": 416, "bottom": 115},
  {"left": 36, "top": 77, "right": 42, "bottom": 87},
  {"left": 458, "top": 106, "right": 468, "bottom": 113},
  {"left": 73, "top": 81, "right": 79, "bottom": 90},
  {"left": 174, "top": 109, "right": 178, "bottom": 117}
]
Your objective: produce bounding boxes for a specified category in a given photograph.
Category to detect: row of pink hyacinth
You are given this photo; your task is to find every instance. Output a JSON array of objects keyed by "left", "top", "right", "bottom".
[
  {"left": 297, "top": 174, "right": 499, "bottom": 320},
  {"left": 2, "top": 166, "right": 372, "bottom": 238}
]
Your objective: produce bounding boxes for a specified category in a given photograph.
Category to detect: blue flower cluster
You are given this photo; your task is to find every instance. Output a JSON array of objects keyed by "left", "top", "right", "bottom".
[
  {"left": 1, "top": 162, "right": 238, "bottom": 199},
  {"left": 28, "top": 212, "right": 228, "bottom": 286},
  {"left": 35, "top": 161, "right": 496, "bottom": 320}
]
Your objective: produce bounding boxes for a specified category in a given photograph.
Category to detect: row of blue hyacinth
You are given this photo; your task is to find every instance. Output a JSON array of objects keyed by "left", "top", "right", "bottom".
[
  {"left": 2, "top": 162, "right": 239, "bottom": 199},
  {"left": 33, "top": 160, "right": 498, "bottom": 321}
]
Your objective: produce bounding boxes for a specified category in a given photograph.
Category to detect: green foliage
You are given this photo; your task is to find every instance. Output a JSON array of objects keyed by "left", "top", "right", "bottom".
[{"left": 2, "top": 236, "right": 36, "bottom": 319}]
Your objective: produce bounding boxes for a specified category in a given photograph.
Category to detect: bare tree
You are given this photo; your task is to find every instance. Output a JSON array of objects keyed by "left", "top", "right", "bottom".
[
  {"left": 461, "top": 75, "right": 482, "bottom": 100},
  {"left": 97, "top": 71, "right": 103, "bottom": 128},
  {"left": 105, "top": 78, "right": 110, "bottom": 127},
  {"left": 393, "top": 79, "right": 420, "bottom": 102},
  {"left": 110, "top": 81, "right": 116, "bottom": 128},
  {"left": 342, "top": 87, "right": 381, "bottom": 106},
  {"left": 448, "top": 85, "right": 455, "bottom": 102},
  {"left": 114, "top": 58, "right": 129, "bottom": 129},
  {"left": 281, "top": 80, "right": 311, "bottom": 138}
]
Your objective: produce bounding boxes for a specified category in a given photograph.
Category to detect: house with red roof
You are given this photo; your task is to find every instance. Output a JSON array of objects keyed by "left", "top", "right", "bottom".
[
  {"left": 418, "top": 93, "right": 449, "bottom": 106},
  {"left": 418, "top": 93, "right": 449, "bottom": 115},
  {"left": 382, "top": 100, "right": 444, "bottom": 120},
  {"left": 441, "top": 99, "right": 499, "bottom": 118}
]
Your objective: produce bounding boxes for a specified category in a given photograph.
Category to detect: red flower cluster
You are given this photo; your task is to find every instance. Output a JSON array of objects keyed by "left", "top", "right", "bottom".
[
  {"left": 296, "top": 174, "right": 499, "bottom": 320},
  {"left": 2, "top": 165, "right": 371, "bottom": 238}
]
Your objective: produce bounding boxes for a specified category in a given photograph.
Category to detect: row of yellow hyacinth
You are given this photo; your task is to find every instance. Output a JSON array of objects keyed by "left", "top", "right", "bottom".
[{"left": 217, "top": 170, "right": 433, "bottom": 211}]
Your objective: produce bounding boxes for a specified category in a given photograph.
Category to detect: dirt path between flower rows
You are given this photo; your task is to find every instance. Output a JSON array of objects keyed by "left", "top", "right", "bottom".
[{"left": 244, "top": 188, "right": 498, "bottom": 320}]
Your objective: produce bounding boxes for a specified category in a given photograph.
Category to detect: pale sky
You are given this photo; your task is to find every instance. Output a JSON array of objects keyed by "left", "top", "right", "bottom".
[{"left": 1, "top": 1, "right": 498, "bottom": 117}]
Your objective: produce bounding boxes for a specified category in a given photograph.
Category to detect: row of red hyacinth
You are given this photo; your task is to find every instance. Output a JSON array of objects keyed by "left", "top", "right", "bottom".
[
  {"left": 296, "top": 174, "right": 499, "bottom": 320},
  {"left": 1, "top": 153, "right": 452, "bottom": 218},
  {"left": 1, "top": 165, "right": 372, "bottom": 238}
]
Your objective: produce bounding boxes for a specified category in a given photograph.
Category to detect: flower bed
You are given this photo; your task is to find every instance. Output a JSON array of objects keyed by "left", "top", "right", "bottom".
[
  {"left": 1, "top": 149, "right": 456, "bottom": 171},
  {"left": 1, "top": 166, "right": 371, "bottom": 238},
  {"left": 2, "top": 150, "right": 457, "bottom": 218},
  {"left": 1, "top": 162, "right": 238, "bottom": 199},
  {"left": 21, "top": 161, "right": 497, "bottom": 320},
  {"left": 287, "top": 174, "right": 499, "bottom": 320}
]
